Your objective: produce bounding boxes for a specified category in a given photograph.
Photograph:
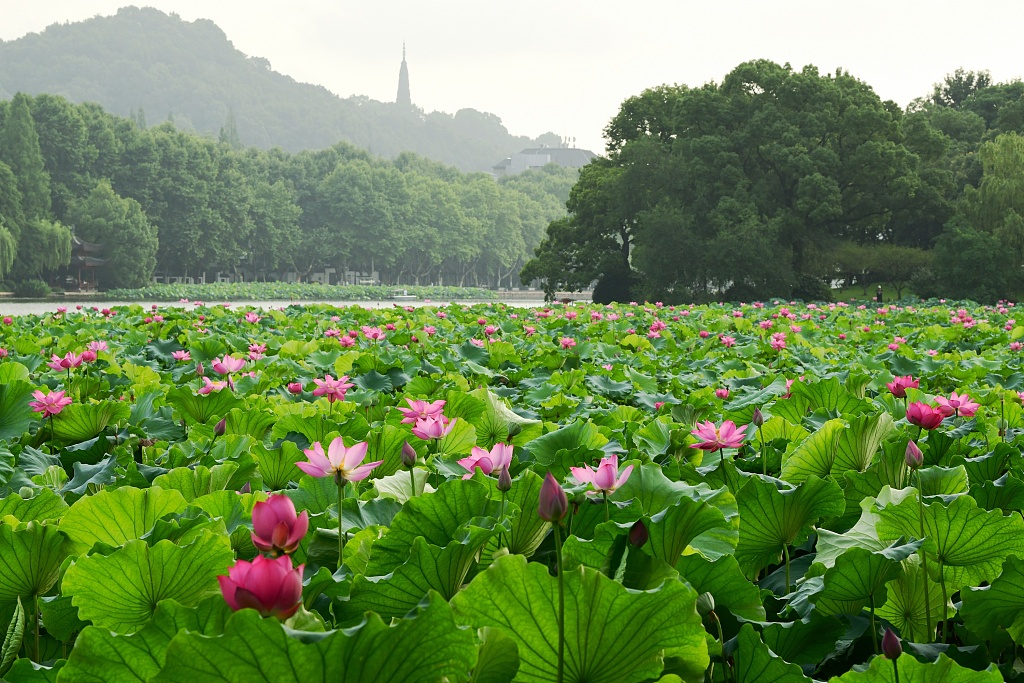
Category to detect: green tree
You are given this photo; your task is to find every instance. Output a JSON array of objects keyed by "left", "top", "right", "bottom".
[
  {"left": 67, "top": 179, "right": 158, "bottom": 288},
  {"left": 0, "top": 93, "right": 52, "bottom": 219}
]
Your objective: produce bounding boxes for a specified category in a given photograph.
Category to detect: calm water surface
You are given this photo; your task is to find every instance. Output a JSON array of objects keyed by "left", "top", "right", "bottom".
[{"left": 0, "top": 298, "right": 562, "bottom": 316}]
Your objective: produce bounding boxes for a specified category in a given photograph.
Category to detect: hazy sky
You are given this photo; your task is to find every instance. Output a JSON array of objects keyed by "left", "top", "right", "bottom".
[{"left": 2, "top": 1, "right": 1023, "bottom": 153}]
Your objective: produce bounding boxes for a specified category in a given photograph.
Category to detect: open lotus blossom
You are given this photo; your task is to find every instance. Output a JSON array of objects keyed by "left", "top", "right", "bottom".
[
  {"left": 906, "top": 401, "right": 945, "bottom": 430},
  {"left": 361, "top": 326, "right": 386, "bottom": 341},
  {"left": 689, "top": 420, "right": 747, "bottom": 451},
  {"left": 412, "top": 416, "right": 457, "bottom": 440},
  {"left": 934, "top": 391, "right": 979, "bottom": 418},
  {"left": 458, "top": 443, "right": 514, "bottom": 480},
  {"left": 312, "top": 374, "right": 353, "bottom": 403},
  {"left": 198, "top": 377, "right": 229, "bottom": 394},
  {"left": 251, "top": 494, "right": 308, "bottom": 556},
  {"left": 298, "top": 438, "right": 382, "bottom": 483},
  {"left": 88, "top": 341, "right": 108, "bottom": 353},
  {"left": 212, "top": 355, "right": 246, "bottom": 375},
  {"left": 886, "top": 375, "right": 919, "bottom": 398},
  {"left": 48, "top": 352, "right": 84, "bottom": 371},
  {"left": 560, "top": 337, "right": 577, "bottom": 350},
  {"left": 570, "top": 454, "right": 633, "bottom": 495},
  {"left": 396, "top": 398, "right": 446, "bottom": 424},
  {"left": 218, "top": 555, "right": 304, "bottom": 619},
  {"left": 29, "top": 389, "right": 72, "bottom": 416}
]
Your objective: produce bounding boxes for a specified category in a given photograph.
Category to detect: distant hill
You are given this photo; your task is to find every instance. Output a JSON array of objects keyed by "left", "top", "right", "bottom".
[{"left": 0, "top": 6, "right": 560, "bottom": 171}]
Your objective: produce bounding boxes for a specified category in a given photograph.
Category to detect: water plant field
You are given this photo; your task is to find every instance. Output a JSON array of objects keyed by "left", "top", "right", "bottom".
[{"left": 0, "top": 298, "right": 1022, "bottom": 682}]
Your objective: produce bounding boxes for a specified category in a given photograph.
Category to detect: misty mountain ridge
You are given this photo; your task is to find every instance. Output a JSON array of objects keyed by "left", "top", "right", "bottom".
[{"left": 0, "top": 6, "right": 561, "bottom": 171}]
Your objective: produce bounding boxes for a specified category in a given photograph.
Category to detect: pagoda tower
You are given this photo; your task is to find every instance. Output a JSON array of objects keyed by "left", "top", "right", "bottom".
[{"left": 396, "top": 43, "right": 411, "bottom": 107}]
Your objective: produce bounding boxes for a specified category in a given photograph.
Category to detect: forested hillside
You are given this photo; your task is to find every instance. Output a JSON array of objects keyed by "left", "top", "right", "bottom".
[
  {"left": 0, "top": 93, "right": 578, "bottom": 290},
  {"left": 0, "top": 6, "right": 556, "bottom": 172},
  {"left": 523, "top": 63, "right": 1024, "bottom": 303}
]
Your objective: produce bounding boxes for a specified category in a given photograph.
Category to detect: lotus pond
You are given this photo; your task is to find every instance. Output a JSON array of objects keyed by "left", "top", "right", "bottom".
[{"left": 0, "top": 299, "right": 1023, "bottom": 682}]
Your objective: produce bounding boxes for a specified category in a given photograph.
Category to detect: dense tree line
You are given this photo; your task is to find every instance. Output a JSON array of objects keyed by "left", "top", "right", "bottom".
[
  {"left": 0, "top": 93, "right": 577, "bottom": 289},
  {"left": 0, "top": 6, "right": 560, "bottom": 173},
  {"left": 522, "top": 62, "right": 1024, "bottom": 303}
]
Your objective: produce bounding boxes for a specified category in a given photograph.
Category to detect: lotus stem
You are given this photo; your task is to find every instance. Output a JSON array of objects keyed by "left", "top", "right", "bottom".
[
  {"left": 870, "top": 595, "right": 878, "bottom": 655},
  {"left": 893, "top": 657, "right": 900, "bottom": 683},
  {"left": 553, "top": 522, "right": 565, "bottom": 683},
  {"left": 783, "top": 543, "right": 791, "bottom": 593},
  {"left": 410, "top": 468, "right": 417, "bottom": 501},
  {"left": 939, "top": 560, "right": 949, "bottom": 644},
  {"left": 336, "top": 476, "right": 347, "bottom": 571},
  {"left": 916, "top": 469, "right": 933, "bottom": 639},
  {"left": 758, "top": 424, "right": 766, "bottom": 476},
  {"left": 499, "top": 491, "right": 507, "bottom": 548},
  {"left": 603, "top": 491, "right": 609, "bottom": 523},
  {"left": 34, "top": 594, "right": 40, "bottom": 663}
]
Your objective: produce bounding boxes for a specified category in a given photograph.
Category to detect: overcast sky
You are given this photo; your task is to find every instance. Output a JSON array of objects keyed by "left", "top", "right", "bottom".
[{"left": 2, "top": 1, "right": 1023, "bottom": 154}]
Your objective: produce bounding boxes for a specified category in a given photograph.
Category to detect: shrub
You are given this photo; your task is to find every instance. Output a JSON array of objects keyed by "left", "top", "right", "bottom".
[{"left": 13, "top": 279, "right": 53, "bottom": 298}]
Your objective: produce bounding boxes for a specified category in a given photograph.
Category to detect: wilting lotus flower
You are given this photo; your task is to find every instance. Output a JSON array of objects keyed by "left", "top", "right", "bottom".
[
  {"left": 29, "top": 389, "right": 72, "bottom": 416},
  {"left": 934, "top": 391, "right": 979, "bottom": 418},
  {"left": 412, "top": 416, "right": 457, "bottom": 441},
  {"left": 906, "top": 402, "right": 944, "bottom": 430},
  {"left": 218, "top": 555, "right": 303, "bottom": 619},
  {"left": 689, "top": 420, "right": 747, "bottom": 451},
  {"left": 570, "top": 454, "right": 633, "bottom": 495},
  {"left": 886, "top": 375, "right": 919, "bottom": 399},
  {"left": 212, "top": 355, "right": 246, "bottom": 375},
  {"left": 538, "top": 472, "right": 568, "bottom": 523},
  {"left": 312, "top": 374, "right": 354, "bottom": 403},
  {"left": 458, "top": 443, "right": 513, "bottom": 480},
  {"left": 251, "top": 494, "right": 308, "bottom": 556},
  {"left": 298, "top": 438, "right": 382, "bottom": 483},
  {"left": 396, "top": 398, "right": 446, "bottom": 424}
]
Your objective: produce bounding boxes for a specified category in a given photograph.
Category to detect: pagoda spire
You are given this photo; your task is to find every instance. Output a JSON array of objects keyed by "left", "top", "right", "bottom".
[{"left": 396, "top": 42, "right": 411, "bottom": 108}]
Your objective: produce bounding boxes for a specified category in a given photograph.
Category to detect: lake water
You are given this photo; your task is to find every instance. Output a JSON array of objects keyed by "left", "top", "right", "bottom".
[{"left": 0, "top": 297, "right": 571, "bottom": 316}]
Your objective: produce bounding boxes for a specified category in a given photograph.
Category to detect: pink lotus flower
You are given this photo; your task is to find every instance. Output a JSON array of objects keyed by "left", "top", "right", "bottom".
[
  {"left": 287, "top": 382, "right": 303, "bottom": 394},
  {"left": 570, "top": 454, "right": 633, "bottom": 495},
  {"left": 1011, "top": 342, "right": 1023, "bottom": 352},
  {"left": 423, "top": 325, "right": 437, "bottom": 336},
  {"left": 524, "top": 326, "right": 536, "bottom": 336},
  {"left": 720, "top": 335, "right": 736, "bottom": 347},
  {"left": 689, "top": 420, "right": 747, "bottom": 451},
  {"left": 88, "top": 341, "right": 108, "bottom": 353},
  {"left": 338, "top": 336, "right": 355, "bottom": 348},
  {"left": 934, "top": 392, "right": 979, "bottom": 418},
  {"left": 361, "top": 326, "right": 386, "bottom": 341},
  {"left": 80, "top": 350, "right": 98, "bottom": 363},
  {"left": 470, "top": 338, "right": 485, "bottom": 348},
  {"left": 218, "top": 555, "right": 303, "bottom": 619},
  {"left": 312, "top": 374, "right": 354, "bottom": 403},
  {"left": 251, "top": 494, "right": 308, "bottom": 556},
  {"left": 699, "top": 330, "right": 710, "bottom": 338},
  {"left": 715, "top": 388, "right": 730, "bottom": 400},
  {"left": 29, "top": 389, "right": 72, "bottom": 416},
  {"left": 538, "top": 472, "right": 568, "bottom": 523},
  {"left": 560, "top": 337, "right": 577, "bottom": 350},
  {"left": 906, "top": 402, "right": 945, "bottom": 430},
  {"left": 245, "top": 312, "right": 261, "bottom": 324},
  {"left": 886, "top": 376, "right": 919, "bottom": 399},
  {"left": 397, "top": 398, "right": 447, "bottom": 424},
  {"left": 0, "top": 348, "right": 7, "bottom": 358},
  {"left": 412, "top": 416, "right": 457, "bottom": 441},
  {"left": 2, "top": 317, "right": 11, "bottom": 325},
  {"left": 458, "top": 443, "right": 513, "bottom": 480},
  {"left": 48, "top": 352, "right": 84, "bottom": 371},
  {"left": 212, "top": 355, "right": 246, "bottom": 375},
  {"left": 198, "top": 377, "right": 228, "bottom": 394},
  {"left": 298, "top": 438, "right": 382, "bottom": 482}
]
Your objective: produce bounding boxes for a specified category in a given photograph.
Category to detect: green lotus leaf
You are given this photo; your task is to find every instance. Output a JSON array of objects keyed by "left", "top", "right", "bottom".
[
  {"left": 251, "top": 441, "right": 305, "bottom": 491},
  {"left": 436, "top": 416, "right": 478, "bottom": 457},
  {"left": 876, "top": 560, "right": 948, "bottom": 643},
  {"left": 631, "top": 417, "right": 673, "bottom": 458},
  {"left": 915, "top": 465, "right": 969, "bottom": 497},
  {"left": 63, "top": 533, "right": 233, "bottom": 633},
  {"left": 365, "top": 478, "right": 495, "bottom": 575},
  {"left": 735, "top": 475, "right": 844, "bottom": 577},
  {"left": 792, "top": 377, "right": 871, "bottom": 416},
  {"left": 60, "top": 457, "right": 119, "bottom": 495},
  {"left": 51, "top": 401, "right": 130, "bottom": 443},
  {"left": 648, "top": 493, "right": 738, "bottom": 565},
  {"left": 811, "top": 538, "right": 923, "bottom": 617},
  {"left": 0, "top": 380, "right": 36, "bottom": 443},
  {"left": 752, "top": 416, "right": 809, "bottom": 448},
  {"left": 353, "top": 370, "right": 392, "bottom": 393},
  {"left": 734, "top": 623, "right": 811, "bottom": 683},
  {"left": 59, "top": 486, "right": 188, "bottom": 554},
  {"left": 0, "top": 522, "right": 68, "bottom": 607},
  {"left": 676, "top": 554, "right": 766, "bottom": 623},
  {"left": 0, "top": 489, "right": 68, "bottom": 523},
  {"left": 968, "top": 472, "right": 1024, "bottom": 513},
  {"left": 165, "top": 386, "right": 243, "bottom": 426},
  {"left": 38, "top": 594, "right": 86, "bottom": 642},
  {"left": 152, "top": 592, "right": 476, "bottom": 683},
  {"left": 830, "top": 651, "right": 1001, "bottom": 682},
  {"left": 152, "top": 463, "right": 239, "bottom": 502},
  {"left": 363, "top": 424, "right": 413, "bottom": 478},
  {"left": 59, "top": 597, "right": 232, "bottom": 683},
  {"left": 0, "top": 596, "right": 25, "bottom": 677},
  {"left": 0, "top": 362, "right": 30, "bottom": 383},
  {"left": 875, "top": 492, "right": 1024, "bottom": 591},
  {"left": 470, "top": 388, "right": 543, "bottom": 447},
  {"left": 471, "top": 627, "right": 519, "bottom": 683},
  {"left": 1, "top": 658, "right": 64, "bottom": 682},
  {"left": 725, "top": 375, "right": 790, "bottom": 412},
  {"left": 525, "top": 420, "right": 608, "bottom": 466},
  {"left": 223, "top": 407, "right": 275, "bottom": 439},
  {"left": 832, "top": 412, "right": 896, "bottom": 474},
  {"left": 478, "top": 468, "right": 551, "bottom": 557},
  {"left": 452, "top": 554, "right": 709, "bottom": 683},
  {"left": 779, "top": 419, "right": 844, "bottom": 483},
  {"left": 339, "top": 524, "right": 497, "bottom": 623},
  {"left": 561, "top": 520, "right": 679, "bottom": 591},
  {"left": 760, "top": 612, "right": 847, "bottom": 667},
  {"left": 612, "top": 463, "right": 716, "bottom": 515},
  {"left": 960, "top": 555, "right": 1024, "bottom": 643}
]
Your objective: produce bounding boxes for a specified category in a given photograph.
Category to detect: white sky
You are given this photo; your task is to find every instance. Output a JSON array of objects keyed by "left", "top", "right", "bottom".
[{"left": 2, "top": 1, "right": 1023, "bottom": 154}]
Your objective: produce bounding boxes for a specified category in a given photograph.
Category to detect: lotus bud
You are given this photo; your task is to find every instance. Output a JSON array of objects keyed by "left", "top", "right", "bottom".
[
  {"left": 506, "top": 422, "right": 523, "bottom": 441},
  {"left": 696, "top": 592, "right": 715, "bottom": 618},
  {"left": 18, "top": 486, "right": 34, "bottom": 499},
  {"left": 628, "top": 519, "right": 649, "bottom": 548},
  {"left": 752, "top": 408, "right": 764, "bottom": 427},
  {"left": 287, "top": 382, "right": 303, "bottom": 394},
  {"left": 195, "top": 362, "right": 204, "bottom": 376},
  {"left": 537, "top": 472, "right": 568, "bottom": 523},
  {"left": 401, "top": 441, "right": 417, "bottom": 468},
  {"left": 239, "top": 481, "right": 251, "bottom": 494},
  {"left": 497, "top": 464, "right": 513, "bottom": 492},
  {"left": 904, "top": 440, "right": 923, "bottom": 470},
  {"left": 881, "top": 627, "right": 902, "bottom": 660},
  {"left": 214, "top": 417, "right": 227, "bottom": 437}
]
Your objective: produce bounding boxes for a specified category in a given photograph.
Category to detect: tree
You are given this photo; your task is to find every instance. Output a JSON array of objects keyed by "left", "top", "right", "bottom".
[
  {"left": 931, "top": 68, "right": 992, "bottom": 109},
  {"left": 0, "top": 93, "right": 51, "bottom": 219},
  {"left": 67, "top": 179, "right": 158, "bottom": 288}
]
